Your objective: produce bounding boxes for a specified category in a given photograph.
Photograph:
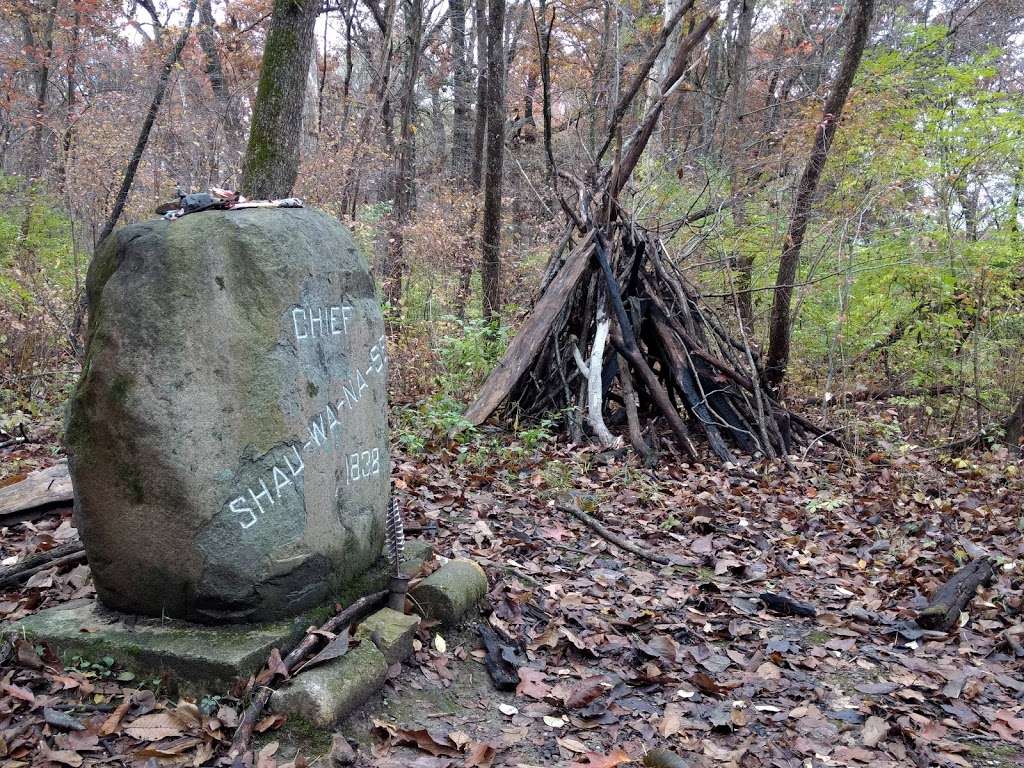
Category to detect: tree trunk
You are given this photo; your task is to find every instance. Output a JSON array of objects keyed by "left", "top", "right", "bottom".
[
  {"left": 728, "top": 0, "right": 754, "bottom": 330},
  {"left": 197, "top": 0, "right": 242, "bottom": 150},
  {"left": 470, "top": 0, "right": 489, "bottom": 189},
  {"left": 240, "top": 0, "right": 320, "bottom": 198},
  {"left": 480, "top": 0, "right": 505, "bottom": 321},
  {"left": 56, "top": 1, "right": 80, "bottom": 194},
  {"left": 450, "top": 0, "right": 472, "bottom": 183},
  {"left": 385, "top": 0, "right": 424, "bottom": 312},
  {"left": 31, "top": 0, "right": 60, "bottom": 179},
  {"left": 1006, "top": 395, "right": 1024, "bottom": 450},
  {"left": 763, "top": 0, "right": 876, "bottom": 390}
]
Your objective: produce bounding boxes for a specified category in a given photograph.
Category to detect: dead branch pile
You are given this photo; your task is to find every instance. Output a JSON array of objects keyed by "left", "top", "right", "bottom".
[{"left": 462, "top": 3, "right": 835, "bottom": 464}]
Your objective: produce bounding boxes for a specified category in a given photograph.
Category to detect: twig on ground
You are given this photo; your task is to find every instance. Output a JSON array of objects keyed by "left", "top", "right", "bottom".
[
  {"left": 0, "top": 543, "right": 86, "bottom": 589},
  {"left": 554, "top": 502, "right": 671, "bottom": 565},
  {"left": 759, "top": 592, "right": 817, "bottom": 618}
]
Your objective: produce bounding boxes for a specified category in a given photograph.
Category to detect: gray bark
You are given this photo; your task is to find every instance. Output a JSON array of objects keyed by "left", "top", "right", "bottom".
[
  {"left": 450, "top": 0, "right": 472, "bottom": 182},
  {"left": 480, "top": 0, "right": 505, "bottom": 319}
]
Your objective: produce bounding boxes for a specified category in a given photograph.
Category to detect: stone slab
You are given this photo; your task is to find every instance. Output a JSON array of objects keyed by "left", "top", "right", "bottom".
[
  {"left": 270, "top": 642, "right": 387, "bottom": 726},
  {"left": 2, "top": 599, "right": 303, "bottom": 694},
  {"left": 355, "top": 608, "right": 420, "bottom": 665},
  {"left": 409, "top": 559, "right": 488, "bottom": 625},
  {"left": 3, "top": 539, "right": 434, "bottom": 695}
]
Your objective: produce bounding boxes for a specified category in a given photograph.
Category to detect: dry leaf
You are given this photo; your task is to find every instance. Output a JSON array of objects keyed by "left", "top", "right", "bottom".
[
  {"left": 862, "top": 715, "right": 888, "bottom": 747},
  {"left": 124, "top": 711, "right": 187, "bottom": 741}
]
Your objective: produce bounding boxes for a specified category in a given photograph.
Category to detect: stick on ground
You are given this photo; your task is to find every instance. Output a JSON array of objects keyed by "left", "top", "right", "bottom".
[
  {"left": 555, "top": 503, "right": 670, "bottom": 565},
  {"left": 0, "top": 543, "right": 86, "bottom": 589}
]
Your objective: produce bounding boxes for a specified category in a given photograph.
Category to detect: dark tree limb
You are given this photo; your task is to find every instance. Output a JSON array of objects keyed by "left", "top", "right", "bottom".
[
  {"left": 916, "top": 557, "right": 995, "bottom": 632},
  {"left": 0, "top": 544, "right": 86, "bottom": 589},
  {"left": 611, "top": 14, "right": 717, "bottom": 198},
  {"left": 759, "top": 592, "right": 816, "bottom": 618},
  {"left": 594, "top": 0, "right": 696, "bottom": 166},
  {"left": 477, "top": 623, "right": 519, "bottom": 690},
  {"left": 764, "top": 0, "right": 877, "bottom": 388}
]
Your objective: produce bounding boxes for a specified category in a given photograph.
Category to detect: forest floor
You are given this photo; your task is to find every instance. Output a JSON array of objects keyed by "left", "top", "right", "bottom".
[{"left": 2, "top": 412, "right": 1024, "bottom": 768}]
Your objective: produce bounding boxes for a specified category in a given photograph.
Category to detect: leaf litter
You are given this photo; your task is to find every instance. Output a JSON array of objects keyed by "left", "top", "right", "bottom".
[{"left": 2, "top": 435, "right": 1023, "bottom": 766}]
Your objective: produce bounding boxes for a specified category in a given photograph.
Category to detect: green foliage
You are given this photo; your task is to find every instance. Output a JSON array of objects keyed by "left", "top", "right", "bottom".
[
  {"left": 0, "top": 178, "right": 78, "bottom": 312},
  {"left": 394, "top": 318, "right": 509, "bottom": 452},
  {"left": 0, "top": 176, "right": 81, "bottom": 421},
  {"left": 776, "top": 24, "right": 1023, "bottom": 422}
]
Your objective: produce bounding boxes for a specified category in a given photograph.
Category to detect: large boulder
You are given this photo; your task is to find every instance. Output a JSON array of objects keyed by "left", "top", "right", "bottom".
[{"left": 66, "top": 207, "right": 389, "bottom": 623}]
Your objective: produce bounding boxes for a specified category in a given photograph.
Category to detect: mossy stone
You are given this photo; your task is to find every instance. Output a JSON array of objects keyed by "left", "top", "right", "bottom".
[
  {"left": 66, "top": 208, "right": 389, "bottom": 623},
  {"left": 409, "top": 559, "right": 488, "bottom": 625},
  {"left": 355, "top": 608, "right": 420, "bottom": 665},
  {"left": 269, "top": 641, "right": 387, "bottom": 726}
]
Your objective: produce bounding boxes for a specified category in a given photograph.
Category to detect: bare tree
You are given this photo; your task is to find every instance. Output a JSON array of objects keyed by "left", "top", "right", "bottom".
[
  {"left": 470, "top": 0, "right": 488, "bottom": 188},
  {"left": 197, "top": 0, "right": 241, "bottom": 151},
  {"left": 96, "top": 0, "right": 199, "bottom": 245},
  {"left": 764, "top": 0, "right": 876, "bottom": 390},
  {"left": 385, "top": 0, "right": 425, "bottom": 310},
  {"left": 449, "top": 0, "right": 472, "bottom": 182},
  {"left": 480, "top": 0, "right": 505, "bottom": 320}
]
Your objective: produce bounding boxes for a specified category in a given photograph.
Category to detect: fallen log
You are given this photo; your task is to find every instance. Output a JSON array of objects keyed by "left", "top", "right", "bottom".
[
  {"left": 0, "top": 462, "right": 74, "bottom": 526},
  {"left": 916, "top": 557, "right": 995, "bottom": 632},
  {"left": 759, "top": 591, "right": 817, "bottom": 618},
  {"left": 0, "top": 543, "right": 86, "bottom": 589},
  {"left": 228, "top": 589, "right": 388, "bottom": 760}
]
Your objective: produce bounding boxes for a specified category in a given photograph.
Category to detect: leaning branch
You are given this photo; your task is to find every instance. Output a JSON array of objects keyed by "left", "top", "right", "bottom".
[{"left": 96, "top": 0, "right": 198, "bottom": 246}]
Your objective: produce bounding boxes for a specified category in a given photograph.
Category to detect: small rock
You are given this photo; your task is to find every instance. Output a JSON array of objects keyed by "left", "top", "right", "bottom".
[
  {"left": 43, "top": 708, "right": 86, "bottom": 731},
  {"left": 270, "top": 642, "right": 387, "bottom": 726},
  {"left": 409, "top": 559, "right": 488, "bottom": 625},
  {"left": 354, "top": 608, "right": 420, "bottom": 665},
  {"left": 329, "top": 733, "right": 356, "bottom": 766}
]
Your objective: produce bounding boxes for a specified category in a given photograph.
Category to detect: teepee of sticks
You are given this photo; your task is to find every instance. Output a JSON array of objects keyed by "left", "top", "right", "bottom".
[{"left": 461, "top": 1, "right": 836, "bottom": 464}]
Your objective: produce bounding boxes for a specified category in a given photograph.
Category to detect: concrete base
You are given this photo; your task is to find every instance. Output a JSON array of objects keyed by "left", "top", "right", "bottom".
[
  {"left": 5, "top": 599, "right": 304, "bottom": 694},
  {"left": 2, "top": 540, "right": 434, "bottom": 695}
]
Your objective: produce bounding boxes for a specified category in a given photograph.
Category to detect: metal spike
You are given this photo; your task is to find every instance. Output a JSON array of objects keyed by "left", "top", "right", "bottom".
[{"left": 385, "top": 490, "right": 405, "bottom": 576}]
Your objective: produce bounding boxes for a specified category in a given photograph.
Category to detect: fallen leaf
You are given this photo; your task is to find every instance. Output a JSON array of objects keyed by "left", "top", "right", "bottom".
[
  {"left": 516, "top": 667, "right": 551, "bottom": 699},
  {"left": 124, "top": 711, "right": 188, "bottom": 741},
  {"left": 99, "top": 698, "right": 132, "bottom": 736},
  {"left": 862, "top": 715, "right": 888, "bottom": 747},
  {"left": 565, "top": 675, "right": 607, "bottom": 709}
]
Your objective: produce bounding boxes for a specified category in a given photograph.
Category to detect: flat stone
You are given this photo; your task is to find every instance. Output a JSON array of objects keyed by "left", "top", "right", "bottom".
[
  {"left": 2, "top": 539, "right": 434, "bottom": 695},
  {"left": 270, "top": 642, "right": 387, "bottom": 726},
  {"left": 67, "top": 207, "right": 390, "bottom": 624},
  {"left": 409, "top": 559, "right": 488, "bottom": 625},
  {"left": 3, "top": 600, "right": 305, "bottom": 695},
  {"left": 355, "top": 608, "right": 420, "bottom": 665}
]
